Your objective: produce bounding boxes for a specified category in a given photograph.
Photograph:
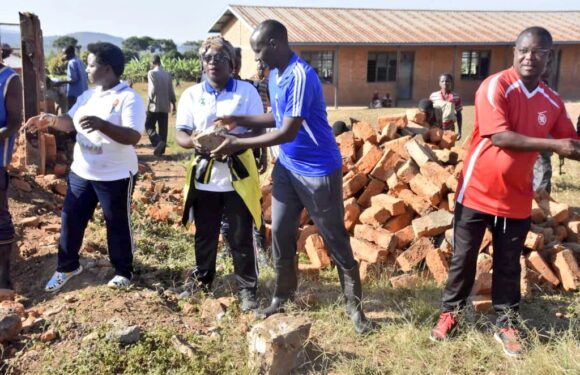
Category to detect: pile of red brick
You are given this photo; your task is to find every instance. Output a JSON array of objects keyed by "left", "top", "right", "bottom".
[{"left": 260, "top": 110, "right": 579, "bottom": 306}]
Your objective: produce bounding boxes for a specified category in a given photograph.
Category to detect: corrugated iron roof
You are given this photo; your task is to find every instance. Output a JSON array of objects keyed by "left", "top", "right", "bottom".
[{"left": 210, "top": 5, "right": 580, "bottom": 45}]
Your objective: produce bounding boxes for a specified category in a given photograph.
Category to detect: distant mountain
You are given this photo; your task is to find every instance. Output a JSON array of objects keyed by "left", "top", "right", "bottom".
[{"left": 43, "top": 32, "right": 124, "bottom": 53}]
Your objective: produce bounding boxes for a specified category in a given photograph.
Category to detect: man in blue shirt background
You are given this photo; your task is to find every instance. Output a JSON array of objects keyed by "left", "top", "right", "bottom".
[
  {"left": 212, "top": 19, "right": 374, "bottom": 334},
  {"left": 62, "top": 45, "right": 88, "bottom": 111}
]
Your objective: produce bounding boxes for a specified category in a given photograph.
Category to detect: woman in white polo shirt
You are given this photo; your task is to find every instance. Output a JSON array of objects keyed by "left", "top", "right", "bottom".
[
  {"left": 25, "top": 42, "right": 145, "bottom": 292},
  {"left": 175, "top": 36, "right": 263, "bottom": 311}
]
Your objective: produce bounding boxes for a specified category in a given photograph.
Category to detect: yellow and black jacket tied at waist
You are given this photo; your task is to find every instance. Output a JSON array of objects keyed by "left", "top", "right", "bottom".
[{"left": 181, "top": 149, "right": 262, "bottom": 229}]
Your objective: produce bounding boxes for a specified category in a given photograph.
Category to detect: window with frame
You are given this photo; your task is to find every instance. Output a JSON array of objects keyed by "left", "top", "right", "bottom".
[
  {"left": 301, "top": 51, "right": 335, "bottom": 84},
  {"left": 461, "top": 50, "right": 491, "bottom": 79},
  {"left": 367, "top": 52, "right": 397, "bottom": 82}
]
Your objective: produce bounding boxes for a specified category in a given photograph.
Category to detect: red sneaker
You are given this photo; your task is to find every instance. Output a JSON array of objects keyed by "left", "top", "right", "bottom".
[
  {"left": 430, "top": 311, "right": 458, "bottom": 341},
  {"left": 494, "top": 327, "right": 524, "bottom": 358}
]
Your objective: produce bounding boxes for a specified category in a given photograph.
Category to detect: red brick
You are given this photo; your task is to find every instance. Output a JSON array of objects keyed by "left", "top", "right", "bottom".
[
  {"left": 445, "top": 174, "right": 458, "bottom": 193},
  {"left": 406, "top": 109, "right": 427, "bottom": 125},
  {"left": 409, "top": 174, "right": 441, "bottom": 205},
  {"left": 552, "top": 249, "right": 580, "bottom": 291},
  {"left": 359, "top": 205, "right": 391, "bottom": 228},
  {"left": 524, "top": 231, "right": 544, "bottom": 251},
  {"left": 335, "top": 131, "right": 357, "bottom": 161},
  {"left": 439, "top": 131, "right": 457, "bottom": 149},
  {"left": 344, "top": 197, "right": 361, "bottom": 232},
  {"left": 549, "top": 201, "right": 570, "bottom": 223},
  {"left": 297, "top": 225, "right": 319, "bottom": 253},
  {"left": 378, "top": 113, "right": 407, "bottom": 130},
  {"left": 412, "top": 210, "right": 453, "bottom": 238},
  {"left": 357, "top": 179, "right": 386, "bottom": 207},
  {"left": 471, "top": 295, "right": 493, "bottom": 313},
  {"left": 354, "top": 224, "right": 396, "bottom": 251},
  {"left": 342, "top": 173, "right": 368, "bottom": 199},
  {"left": 526, "top": 251, "right": 560, "bottom": 287},
  {"left": 370, "top": 194, "right": 406, "bottom": 216},
  {"left": 394, "top": 225, "right": 415, "bottom": 249},
  {"left": 555, "top": 225, "right": 568, "bottom": 242},
  {"left": 396, "top": 159, "right": 419, "bottom": 184},
  {"left": 350, "top": 237, "right": 389, "bottom": 264},
  {"left": 298, "top": 263, "right": 320, "bottom": 276},
  {"left": 396, "top": 189, "right": 432, "bottom": 216},
  {"left": 567, "top": 221, "right": 580, "bottom": 243},
  {"left": 379, "top": 122, "right": 398, "bottom": 143},
  {"left": 438, "top": 199, "right": 450, "bottom": 212},
  {"left": 352, "top": 121, "right": 378, "bottom": 144},
  {"left": 305, "top": 234, "right": 332, "bottom": 268},
  {"left": 404, "top": 137, "right": 436, "bottom": 167},
  {"left": 384, "top": 208, "right": 415, "bottom": 232},
  {"left": 354, "top": 143, "right": 382, "bottom": 175},
  {"left": 401, "top": 121, "right": 429, "bottom": 139},
  {"left": 420, "top": 161, "right": 452, "bottom": 194},
  {"left": 440, "top": 239, "right": 453, "bottom": 257},
  {"left": 52, "top": 180, "right": 67, "bottom": 196},
  {"left": 428, "top": 127, "right": 443, "bottom": 143},
  {"left": 382, "top": 135, "right": 412, "bottom": 159},
  {"left": 53, "top": 163, "right": 67, "bottom": 177},
  {"left": 531, "top": 200, "right": 547, "bottom": 223},
  {"left": 425, "top": 248, "right": 449, "bottom": 284},
  {"left": 471, "top": 272, "right": 492, "bottom": 295},
  {"left": 390, "top": 273, "right": 422, "bottom": 289},
  {"left": 370, "top": 149, "right": 404, "bottom": 181},
  {"left": 359, "top": 260, "right": 370, "bottom": 282},
  {"left": 396, "top": 237, "right": 434, "bottom": 272},
  {"left": 476, "top": 253, "right": 493, "bottom": 276},
  {"left": 0, "top": 289, "right": 15, "bottom": 302}
]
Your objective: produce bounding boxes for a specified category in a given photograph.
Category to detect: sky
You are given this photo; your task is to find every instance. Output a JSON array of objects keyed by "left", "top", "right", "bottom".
[{"left": 2, "top": 0, "right": 579, "bottom": 43}]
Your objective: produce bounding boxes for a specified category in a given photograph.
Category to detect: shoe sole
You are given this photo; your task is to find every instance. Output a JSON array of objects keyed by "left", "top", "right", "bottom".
[
  {"left": 45, "top": 266, "right": 83, "bottom": 293},
  {"left": 494, "top": 332, "right": 522, "bottom": 359}
]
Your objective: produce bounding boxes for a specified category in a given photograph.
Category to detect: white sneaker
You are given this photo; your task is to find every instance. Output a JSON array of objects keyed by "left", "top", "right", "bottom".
[
  {"left": 45, "top": 266, "right": 83, "bottom": 293},
  {"left": 107, "top": 275, "right": 131, "bottom": 289}
]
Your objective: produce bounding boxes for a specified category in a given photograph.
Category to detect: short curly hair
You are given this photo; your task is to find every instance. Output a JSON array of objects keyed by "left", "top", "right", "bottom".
[{"left": 198, "top": 36, "right": 236, "bottom": 70}]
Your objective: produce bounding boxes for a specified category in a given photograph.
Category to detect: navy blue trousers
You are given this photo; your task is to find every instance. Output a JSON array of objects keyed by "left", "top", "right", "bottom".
[{"left": 57, "top": 171, "right": 135, "bottom": 279}]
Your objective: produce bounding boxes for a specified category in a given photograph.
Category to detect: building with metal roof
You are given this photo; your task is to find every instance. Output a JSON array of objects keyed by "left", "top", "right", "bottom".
[{"left": 210, "top": 5, "right": 580, "bottom": 106}]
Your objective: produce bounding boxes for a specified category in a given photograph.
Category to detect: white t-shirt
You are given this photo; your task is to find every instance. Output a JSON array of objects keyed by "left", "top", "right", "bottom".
[
  {"left": 176, "top": 79, "right": 264, "bottom": 192},
  {"left": 68, "top": 81, "right": 145, "bottom": 181}
]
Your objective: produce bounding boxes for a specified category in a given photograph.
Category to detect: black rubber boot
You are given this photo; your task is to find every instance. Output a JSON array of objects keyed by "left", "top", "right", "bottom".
[
  {"left": 255, "top": 258, "right": 297, "bottom": 319},
  {"left": 0, "top": 244, "right": 12, "bottom": 290},
  {"left": 338, "top": 263, "right": 375, "bottom": 335}
]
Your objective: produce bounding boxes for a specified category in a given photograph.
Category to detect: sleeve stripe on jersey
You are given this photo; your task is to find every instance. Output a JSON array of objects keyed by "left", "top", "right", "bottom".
[
  {"left": 537, "top": 87, "right": 560, "bottom": 109},
  {"left": 487, "top": 74, "right": 501, "bottom": 110},
  {"left": 456, "top": 138, "right": 489, "bottom": 204},
  {"left": 292, "top": 64, "right": 306, "bottom": 117}
]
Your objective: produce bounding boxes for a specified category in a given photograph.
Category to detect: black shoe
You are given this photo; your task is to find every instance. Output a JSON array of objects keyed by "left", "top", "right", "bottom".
[
  {"left": 239, "top": 289, "right": 258, "bottom": 312},
  {"left": 153, "top": 141, "right": 166, "bottom": 156},
  {"left": 338, "top": 263, "right": 377, "bottom": 335},
  {"left": 255, "top": 257, "right": 298, "bottom": 319}
]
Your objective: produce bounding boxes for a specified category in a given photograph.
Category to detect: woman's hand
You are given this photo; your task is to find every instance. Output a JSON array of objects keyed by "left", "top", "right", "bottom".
[
  {"left": 79, "top": 116, "right": 108, "bottom": 133},
  {"left": 25, "top": 113, "right": 56, "bottom": 133},
  {"left": 190, "top": 131, "right": 211, "bottom": 154}
]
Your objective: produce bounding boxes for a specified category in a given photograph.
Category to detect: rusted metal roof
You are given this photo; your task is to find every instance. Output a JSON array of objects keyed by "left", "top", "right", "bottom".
[{"left": 210, "top": 5, "right": 580, "bottom": 45}]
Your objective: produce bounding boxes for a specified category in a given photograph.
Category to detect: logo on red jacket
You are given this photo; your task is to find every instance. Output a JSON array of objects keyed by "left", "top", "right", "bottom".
[{"left": 537, "top": 111, "right": 547, "bottom": 126}]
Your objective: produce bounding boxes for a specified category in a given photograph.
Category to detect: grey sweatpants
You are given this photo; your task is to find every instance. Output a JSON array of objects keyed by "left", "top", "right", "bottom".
[{"left": 271, "top": 162, "right": 357, "bottom": 270}]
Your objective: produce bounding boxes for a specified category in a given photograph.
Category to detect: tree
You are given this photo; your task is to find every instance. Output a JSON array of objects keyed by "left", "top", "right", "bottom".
[
  {"left": 122, "top": 36, "right": 155, "bottom": 52},
  {"left": 53, "top": 35, "right": 78, "bottom": 50},
  {"left": 156, "top": 39, "right": 177, "bottom": 53},
  {"left": 182, "top": 40, "right": 202, "bottom": 59}
]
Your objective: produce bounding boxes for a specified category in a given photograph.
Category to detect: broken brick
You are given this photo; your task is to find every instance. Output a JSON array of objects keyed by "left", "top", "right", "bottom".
[
  {"left": 359, "top": 205, "right": 391, "bottom": 228},
  {"left": 305, "top": 234, "right": 332, "bottom": 268},
  {"left": 425, "top": 248, "right": 449, "bottom": 284},
  {"left": 370, "top": 194, "right": 406, "bottom": 216},
  {"left": 344, "top": 198, "right": 361, "bottom": 232},
  {"left": 352, "top": 121, "right": 378, "bottom": 144},
  {"left": 396, "top": 237, "right": 434, "bottom": 272},
  {"left": 335, "top": 131, "right": 357, "bottom": 161},
  {"left": 394, "top": 225, "right": 415, "bottom": 249},
  {"left": 370, "top": 149, "right": 404, "bottom": 181},
  {"left": 396, "top": 159, "right": 419, "bottom": 184},
  {"left": 354, "top": 224, "right": 396, "bottom": 251},
  {"left": 377, "top": 113, "right": 407, "bottom": 129},
  {"left": 354, "top": 143, "right": 382, "bottom": 174},
  {"left": 357, "top": 179, "right": 386, "bottom": 207},
  {"left": 409, "top": 174, "right": 441, "bottom": 205},
  {"left": 343, "top": 173, "right": 368, "bottom": 199},
  {"left": 412, "top": 210, "right": 453, "bottom": 238},
  {"left": 526, "top": 251, "right": 560, "bottom": 287},
  {"left": 384, "top": 208, "right": 415, "bottom": 232},
  {"left": 350, "top": 237, "right": 389, "bottom": 264},
  {"left": 552, "top": 249, "right": 579, "bottom": 291}
]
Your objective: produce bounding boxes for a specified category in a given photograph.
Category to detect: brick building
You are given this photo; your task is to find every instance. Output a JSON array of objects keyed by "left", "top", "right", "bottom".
[{"left": 210, "top": 5, "right": 580, "bottom": 107}]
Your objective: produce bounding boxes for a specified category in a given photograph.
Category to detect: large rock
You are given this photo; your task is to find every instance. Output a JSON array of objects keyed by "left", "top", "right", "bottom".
[
  {"left": 248, "top": 314, "right": 311, "bottom": 375},
  {"left": 0, "top": 312, "right": 22, "bottom": 342},
  {"left": 109, "top": 325, "right": 142, "bottom": 345}
]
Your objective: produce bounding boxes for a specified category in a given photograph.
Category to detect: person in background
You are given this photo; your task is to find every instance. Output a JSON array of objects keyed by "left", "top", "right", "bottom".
[
  {"left": 429, "top": 73, "right": 463, "bottom": 139},
  {"left": 62, "top": 45, "right": 89, "bottom": 111},
  {"left": 417, "top": 99, "right": 441, "bottom": 127},
  {"left": 145, "top": 54, "right": 176, "bottom": 156},
  {"left": 174, "top": 36, "right": 263, "bottom": 311},
  {"left": 26, "top": 42, "right": 145, "bottom": 292},
  {"left": 382, "top": 92, "right": 392, "bottom": 108},
  {"left": 532, "top": 60, "right": 555, "bottom": 194},
  {"left": 0, "top": 44, "right": 23, "bottom": 289},
  {"left": 429, "top": 27, "right": 580, "bottom": 358},
  {"left": 211, "top": 20, "right": 375, "bottom": 334},
  {"left": 370, "top": 90, "right": 382, "bottom": 108}
]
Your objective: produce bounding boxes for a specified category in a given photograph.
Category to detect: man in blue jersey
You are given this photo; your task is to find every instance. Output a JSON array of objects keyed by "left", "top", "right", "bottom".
[
  {"left": 212, "top": 20, "right": 373, "bottom": 334},
  {"left": 62, "top": 45, "right": 88, "bottom": 110},
  {"left": 0, "top": 45, "right": 23, "bottom": 289}
]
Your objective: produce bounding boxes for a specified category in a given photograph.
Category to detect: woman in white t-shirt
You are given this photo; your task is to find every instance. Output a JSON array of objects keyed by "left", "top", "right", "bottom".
[
  {"left": 175, "top": 36, "right": 264, "bottom": 311},
  {"left": 25, "top": 42, "right": 145, "bottom": 292}
]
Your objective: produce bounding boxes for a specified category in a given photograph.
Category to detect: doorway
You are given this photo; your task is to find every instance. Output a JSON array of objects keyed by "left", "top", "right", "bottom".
[{"left": 397, "top": 52, "right": 414, "bottom": 100}]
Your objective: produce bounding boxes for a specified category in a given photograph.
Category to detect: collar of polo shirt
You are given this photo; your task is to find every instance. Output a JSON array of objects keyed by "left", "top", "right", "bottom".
[{"left": 203, "top": 78, "right": 236, "bottom": 94}]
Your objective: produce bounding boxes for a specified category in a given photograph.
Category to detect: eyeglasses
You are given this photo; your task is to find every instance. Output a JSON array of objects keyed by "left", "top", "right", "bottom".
[
  {"left": 202, "top": 53, "right": 230, "bottom": 64},
  {"left": 516, "top": 48, "right": 551, "bottom": 58}
]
